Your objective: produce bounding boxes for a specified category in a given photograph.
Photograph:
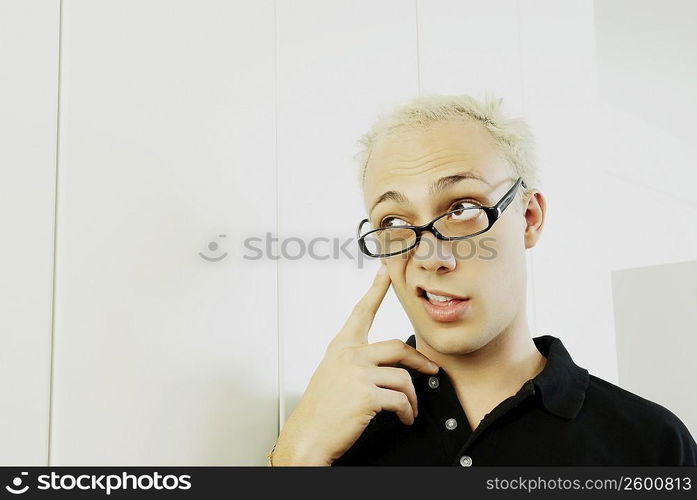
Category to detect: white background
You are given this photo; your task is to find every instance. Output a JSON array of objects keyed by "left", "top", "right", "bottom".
[{"left": 1, "top": 0, "right": 695, "bottom": 465}]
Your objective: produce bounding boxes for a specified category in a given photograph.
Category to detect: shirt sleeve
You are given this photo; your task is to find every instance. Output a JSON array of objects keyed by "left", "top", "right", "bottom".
[
  {"left": 676, "top": 419, "right": 697, "bottom": 466},
  {"left": 331, "top": 411, "right": 394, "bottom": 466},
  {"left": 659, "top": 411, "right": 697, "bottom": 466}
]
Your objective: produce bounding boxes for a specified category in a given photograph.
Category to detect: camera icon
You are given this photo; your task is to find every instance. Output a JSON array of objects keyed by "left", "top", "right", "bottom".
[{"left": 5, "top": 472, "right": 29, "bottom": 495}]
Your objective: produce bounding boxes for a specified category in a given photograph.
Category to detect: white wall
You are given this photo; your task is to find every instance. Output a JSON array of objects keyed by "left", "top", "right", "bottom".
[
  {"left": 1, "top": 0, "right": 694, "bottom": 465},
  {"left": 50, "top": 0, "right": 279, "bottom": 465},
  {"left": 0, "top": 0, "right": 59, "bottom": 465},
  {"left": 593, "top": 0, "right": 697, "bottom": 270},
  {"left": 612, "top": 261, "right": 697, "bottom": 437}
]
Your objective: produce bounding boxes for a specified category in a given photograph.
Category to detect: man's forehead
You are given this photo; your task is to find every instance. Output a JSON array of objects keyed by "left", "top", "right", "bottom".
[{"left": 362, "top": 120, "right": 505, "bottom": 207}]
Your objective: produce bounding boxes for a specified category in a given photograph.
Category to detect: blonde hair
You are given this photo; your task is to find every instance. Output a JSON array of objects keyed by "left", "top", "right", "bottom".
[{"left": 354, "top": 93, "right": 539, "bottom": 203}]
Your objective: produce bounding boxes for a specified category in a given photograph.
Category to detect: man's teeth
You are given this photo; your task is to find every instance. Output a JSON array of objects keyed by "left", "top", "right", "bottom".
[{"left": 425, "top": 291, "right": 456, "bottom": 302}]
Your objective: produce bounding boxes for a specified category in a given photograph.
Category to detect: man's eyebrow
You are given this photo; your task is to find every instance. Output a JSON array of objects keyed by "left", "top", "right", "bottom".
[
  {"left": 369, "top": 171, "right": 490, "bottom": 216},
  {"left": 370, "top": 190, "right": 410, "bottom": 216},
  {"left": 429, "top": 171, "right": 491, "bottom": 195}
]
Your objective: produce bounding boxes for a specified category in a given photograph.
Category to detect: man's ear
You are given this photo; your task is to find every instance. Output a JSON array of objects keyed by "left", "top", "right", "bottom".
[{"left": 524, "top": 190, "right": 546, "bottom": 249}]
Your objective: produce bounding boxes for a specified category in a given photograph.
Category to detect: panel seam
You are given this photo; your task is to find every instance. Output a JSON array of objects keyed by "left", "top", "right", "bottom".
[
  {"left": 47, "top": 0, "right": 64, "bottom": 467},
  {"left": 415, "top": 0, "right": 421, "bottom": 94},
  {"left": 273, "top": 0, "right": 283, "bottom": 442}
]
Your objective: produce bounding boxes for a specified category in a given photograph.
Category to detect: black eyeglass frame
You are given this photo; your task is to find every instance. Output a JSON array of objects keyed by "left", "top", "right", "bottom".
[{"left": 356, "top": 177, "right": 528, "bottom": 258}]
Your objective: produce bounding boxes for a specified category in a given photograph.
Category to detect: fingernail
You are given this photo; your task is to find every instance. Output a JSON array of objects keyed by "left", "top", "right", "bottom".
[
  {"left": 377, "top": 263, "right": 387, "bottom": 275},
  {"left": 429, "top": 362, "right": 439, "bottom": 371}
]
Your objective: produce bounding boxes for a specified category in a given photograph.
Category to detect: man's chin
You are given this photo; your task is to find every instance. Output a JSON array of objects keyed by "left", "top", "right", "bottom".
[{"left": 415, "top": 322, "right": 486, "bottom": 355}]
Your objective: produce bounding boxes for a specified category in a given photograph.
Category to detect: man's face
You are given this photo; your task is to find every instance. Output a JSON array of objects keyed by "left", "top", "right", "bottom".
[{"left": 362, "top": 119, "right": 541, "bottom": 355}]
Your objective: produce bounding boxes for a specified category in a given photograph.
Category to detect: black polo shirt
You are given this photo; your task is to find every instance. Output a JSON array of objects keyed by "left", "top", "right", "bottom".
[{"left": 332, "top": 334, "right": 697, "bottom": 466}]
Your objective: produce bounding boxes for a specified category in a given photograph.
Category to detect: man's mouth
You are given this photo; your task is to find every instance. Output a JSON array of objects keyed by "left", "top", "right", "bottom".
[
  {"left": 417, "top": 286, "right": 469, "bottom": 304},
  {"left": 416, "top": 286, "right": 471, "bottom": 322}
]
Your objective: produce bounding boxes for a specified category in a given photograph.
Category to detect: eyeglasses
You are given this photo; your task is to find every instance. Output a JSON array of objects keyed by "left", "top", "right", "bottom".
[{"left": 357, "top": 177, "right": 527, "bottom": 258}]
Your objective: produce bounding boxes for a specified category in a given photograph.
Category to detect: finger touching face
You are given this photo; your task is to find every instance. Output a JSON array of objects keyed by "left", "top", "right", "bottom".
[{"left": 361, "top": 119, "right": 533, "bottom": 355}]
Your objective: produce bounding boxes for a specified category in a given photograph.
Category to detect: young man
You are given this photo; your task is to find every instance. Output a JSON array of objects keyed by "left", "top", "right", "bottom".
[{"left": 271, "top": 94, "right": 697, "bottom": 466}]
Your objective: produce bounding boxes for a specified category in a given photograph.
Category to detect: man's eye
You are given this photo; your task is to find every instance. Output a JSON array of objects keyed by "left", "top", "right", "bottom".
[
  {"left": 380, "top": 216, "right": 410, "bottom": 228},
  {"left": 450, "top": 199, "right": 481, "bottom": 212}
]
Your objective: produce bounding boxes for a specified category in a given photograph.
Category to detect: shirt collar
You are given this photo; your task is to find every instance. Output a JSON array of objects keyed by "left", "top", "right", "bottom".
[{"left": 405, "top": 334, "right": 590, "bottom": 420}]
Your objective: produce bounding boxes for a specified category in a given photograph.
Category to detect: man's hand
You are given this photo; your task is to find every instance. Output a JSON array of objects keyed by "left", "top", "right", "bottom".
[{"left": 271, "top": 263, "right": 439, "bottom": 466}]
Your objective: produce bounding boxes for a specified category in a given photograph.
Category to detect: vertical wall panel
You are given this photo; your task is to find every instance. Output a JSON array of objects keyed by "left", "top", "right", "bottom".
[
  {"left": 276, "top": 0, "right": 418, "bottom": 423},
  {"left": 594, "top": 0, "right": 697, "bottom": 206},
  {"left": 594, "top": 0, "right": 697, "bottom": 270},
  {"left": 612, "top": 261, "right": 697, "bottom": 437},
  {"left": 52, "top": 0, "right": 278, "bottom": 465},
  {"left": 0, "top": 0, "right": 60, "bottom": 465},
  {"left": 418, "top": 0, "right": 524, "bottom": 111}
]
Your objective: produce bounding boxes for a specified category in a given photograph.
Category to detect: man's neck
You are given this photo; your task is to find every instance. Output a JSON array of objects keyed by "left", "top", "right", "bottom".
[{"left": 415, "top": 316, "right": 547, "bottom": 429}]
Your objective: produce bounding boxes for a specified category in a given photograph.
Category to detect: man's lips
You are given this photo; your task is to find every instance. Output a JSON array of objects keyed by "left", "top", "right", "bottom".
[
  {"left": 416, "top": 286, "right": 471, "bottom": 322},
  {"left": 415, "top": 286, "right": 469, "bottom": 301}
]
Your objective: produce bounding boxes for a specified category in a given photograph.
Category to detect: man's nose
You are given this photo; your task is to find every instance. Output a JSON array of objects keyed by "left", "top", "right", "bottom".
[{"left": 412, "top": 231, "right": 456, "bottom": 273}]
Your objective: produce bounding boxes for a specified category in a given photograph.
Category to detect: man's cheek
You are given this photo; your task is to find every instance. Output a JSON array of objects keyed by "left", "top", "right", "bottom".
[
  {"left": 452, "top": 239, "right": 480, "bottom": 261},
  {"left": 391, "top": 282, "right": 413, "bottom": 309}
]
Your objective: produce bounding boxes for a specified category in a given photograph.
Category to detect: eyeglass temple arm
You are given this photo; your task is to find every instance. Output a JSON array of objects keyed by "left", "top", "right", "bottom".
[{"left": 495, "top": 177, "right": 527, "bottom": 215}]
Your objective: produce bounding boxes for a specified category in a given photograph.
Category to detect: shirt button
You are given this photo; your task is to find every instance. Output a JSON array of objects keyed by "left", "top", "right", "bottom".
[
  {"left": 428, "top": 376, "right": 439, "bottom": 389},
  {"left": 445, "top": 418, "right": 458, "bottom": 430},
  {"left": 459, "top": 455, "right": 473, "bottom": 467}
]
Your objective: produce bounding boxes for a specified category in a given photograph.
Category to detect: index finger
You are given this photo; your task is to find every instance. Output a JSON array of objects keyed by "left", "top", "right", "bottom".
[{"left": 337, "top": 262, "right": 391, "bottom": 345}]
